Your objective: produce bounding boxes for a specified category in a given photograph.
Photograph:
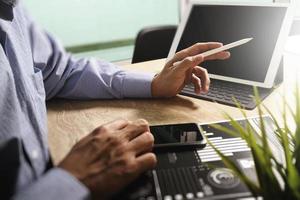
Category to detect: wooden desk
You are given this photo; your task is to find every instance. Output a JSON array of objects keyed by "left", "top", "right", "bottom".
[{"left": 47, "top": 57, "right": 299, "bottom": 164}]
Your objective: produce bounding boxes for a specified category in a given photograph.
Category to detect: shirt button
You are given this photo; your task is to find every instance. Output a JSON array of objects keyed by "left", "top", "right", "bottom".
[{"left": 31, "top": 150, "right": 39, "bottom": 159}]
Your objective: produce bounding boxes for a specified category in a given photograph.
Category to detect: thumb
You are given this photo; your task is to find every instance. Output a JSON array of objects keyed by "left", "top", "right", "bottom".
[{"left": 173, "top": 54, "right": 204, "bottom": 73}]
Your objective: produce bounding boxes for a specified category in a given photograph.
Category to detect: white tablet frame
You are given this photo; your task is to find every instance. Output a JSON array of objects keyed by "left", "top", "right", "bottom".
[{"left": 168, "top": 1, "right": 294, "bottom": 88}]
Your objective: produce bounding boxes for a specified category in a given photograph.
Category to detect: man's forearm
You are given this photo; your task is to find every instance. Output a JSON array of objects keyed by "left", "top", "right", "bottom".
[{"left": 53, "top": 57, "right": 155, "bottom": 100}]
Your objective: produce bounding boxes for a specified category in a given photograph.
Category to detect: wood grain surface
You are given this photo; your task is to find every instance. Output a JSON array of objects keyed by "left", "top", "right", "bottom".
[{"left": 47, "top": 58, "right": 299, "bottom": 164}]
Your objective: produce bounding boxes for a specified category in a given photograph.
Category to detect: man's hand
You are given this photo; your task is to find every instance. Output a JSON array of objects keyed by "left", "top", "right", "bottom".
[
  {"left": 151, "top": 42, "right": 231, "bottom": 98},
  {"left": 58, "top": 119, "right": 156, "bottom": 200}
]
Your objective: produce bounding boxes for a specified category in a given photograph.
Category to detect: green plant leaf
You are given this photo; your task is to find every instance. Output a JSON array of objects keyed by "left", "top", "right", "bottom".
[
  {"left": 209, "top": 83, "right": 300, "bottom": 199},
  {"left": 280, "top": 96, "right": 300, "bottom": 198},
  {"left": 294, "top": 80, "right": 300, "bottom": 174}
]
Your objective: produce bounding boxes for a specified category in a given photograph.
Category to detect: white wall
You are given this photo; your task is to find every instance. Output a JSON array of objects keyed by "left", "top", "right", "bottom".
[{"left": 294, "top": 0, "right": 300, "bottom": 17}]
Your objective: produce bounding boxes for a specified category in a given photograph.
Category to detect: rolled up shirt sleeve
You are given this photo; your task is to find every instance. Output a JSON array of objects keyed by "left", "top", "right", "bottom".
[{"left": 13, "top": 168, "right": 90, "bottom": 200}]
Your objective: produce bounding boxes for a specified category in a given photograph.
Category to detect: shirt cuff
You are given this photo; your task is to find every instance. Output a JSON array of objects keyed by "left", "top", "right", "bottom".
[
  {"left": 122, "top": 72, "right": 155, "bottom": 98},
  {"left": 44, "top": 168, "right": 90, "bottom": 200}
]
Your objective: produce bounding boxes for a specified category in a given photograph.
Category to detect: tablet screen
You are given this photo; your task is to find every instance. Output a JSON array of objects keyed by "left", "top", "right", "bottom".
[{"left": 176, "top": 5, "right": 287, "bottom": 83}]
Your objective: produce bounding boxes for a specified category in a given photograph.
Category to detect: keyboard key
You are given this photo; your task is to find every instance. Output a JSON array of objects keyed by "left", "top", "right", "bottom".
[
  {"left": 181, "top": 79, "right": 262, "bottom": 109},
  {"left": 164, "top": 195, "right": 172, "bottom": 200},
  {"left": 146, "top": 197, "right": 156, "bottom": 200},
  {"left": 197, "top": 192, "right": 204, "bottom": 198},
  {"left": 186, "top": 193, "right": 194, "bottom": 199},
  {"left": 174, "top": 194, "right": 183, "bottom": 200},
  {"left": 207, "top": 93, "right": 216, "bottom": 97}
]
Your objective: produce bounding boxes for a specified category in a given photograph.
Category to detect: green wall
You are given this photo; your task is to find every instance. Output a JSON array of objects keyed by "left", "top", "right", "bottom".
[
  {"left": 25, "top": 0, "right": 179, "bottom": 61},
  {"left": 26, "top": 0, "right": 293, "bottom": 62}
]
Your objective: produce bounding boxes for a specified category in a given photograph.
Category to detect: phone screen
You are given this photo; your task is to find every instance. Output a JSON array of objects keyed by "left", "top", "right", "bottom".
[{"left": 150, "top": 123, "right": 205, "bottom": 148}]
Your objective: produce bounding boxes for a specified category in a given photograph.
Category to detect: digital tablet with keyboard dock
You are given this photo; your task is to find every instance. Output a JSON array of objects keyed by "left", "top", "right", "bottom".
[{"left": 168, "top": 2, "right": 294, "bottom": 110}]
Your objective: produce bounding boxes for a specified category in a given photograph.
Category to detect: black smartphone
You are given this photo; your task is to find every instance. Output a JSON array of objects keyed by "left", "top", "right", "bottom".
[{"left": 150, "top": 123, "right": 206, "bottom": 150}]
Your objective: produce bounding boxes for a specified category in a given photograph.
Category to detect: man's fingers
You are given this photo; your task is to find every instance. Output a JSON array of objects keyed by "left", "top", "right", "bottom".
[
  {"left": 92, "top": 119, "right": 129, "bottom": 137},
  {"left": 123, "top": 119, "right": 150, "bottom": 140},
  {"left": 135, "top": 153, "right": 157, "bottom": 174},
  {"left": 128, "top": 132, "right": 154, "bottom": 156},
  {"left": 193, "top": 66, "right": 210, "bottom": 93},
  {"left": 194, "top": 42, "right": 223, "bottom": 54},
  {"left": 191, "top": 74, "right": 201, "bottom": 94},
  {"left": 174, "top": 42, "right": 223, "bottom": 61},
  {"left": 102, "top": 119, "right": 129, "bottom": 130},
  {"left": 173, "top": 54, "right": 204, "bottom": 73},
  {"left": 167, "top": 42, "right": 223, "bottom": 66},
  {"left": 203, "top": 51, "right": 231, "bottom": 61}
]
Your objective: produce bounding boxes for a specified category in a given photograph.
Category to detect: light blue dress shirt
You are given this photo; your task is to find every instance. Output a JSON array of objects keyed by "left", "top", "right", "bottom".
[{"left": 0, "top": 2, "right": 154, "bottom": 199}]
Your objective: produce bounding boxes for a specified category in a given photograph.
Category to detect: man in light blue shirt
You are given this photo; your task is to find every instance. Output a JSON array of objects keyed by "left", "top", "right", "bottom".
[{"left": 0, "top": 0, "right": 230, "bottom": 199}]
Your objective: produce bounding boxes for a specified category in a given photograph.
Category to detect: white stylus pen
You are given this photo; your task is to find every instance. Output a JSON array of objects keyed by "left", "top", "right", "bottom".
[{"left": 201, "top": 38, "right": 253, "bottom": 57}]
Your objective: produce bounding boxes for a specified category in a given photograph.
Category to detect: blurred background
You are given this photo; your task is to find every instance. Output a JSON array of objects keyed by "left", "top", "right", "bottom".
[{"left": 24, "top": 0, "right": 300, "bottom": 63}]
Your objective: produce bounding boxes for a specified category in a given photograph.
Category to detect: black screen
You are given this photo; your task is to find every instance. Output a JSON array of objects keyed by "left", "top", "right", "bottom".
[
  {"left": 176, "top": 5, "right": 287, "bottom": 82},
  {"left": 150, "top": 123, "right": 204, "bottom": 145}
]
